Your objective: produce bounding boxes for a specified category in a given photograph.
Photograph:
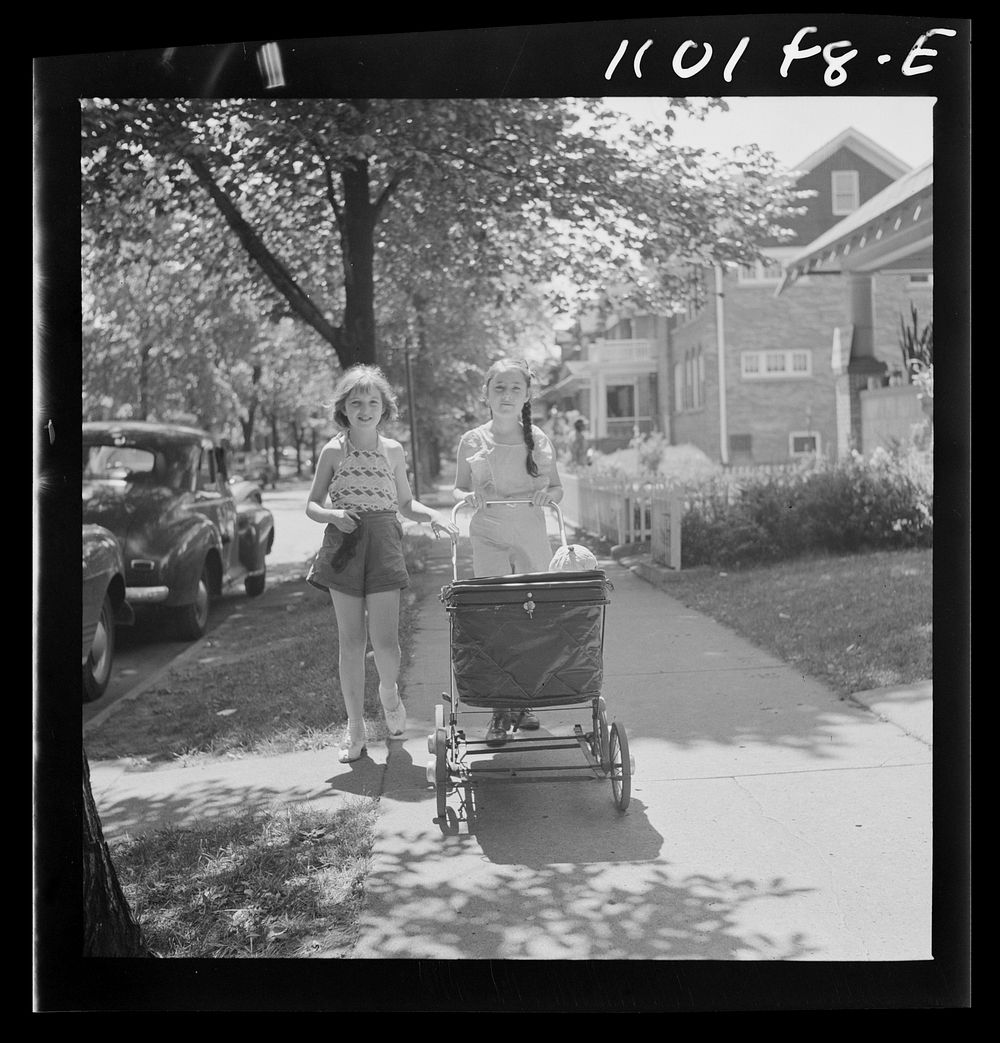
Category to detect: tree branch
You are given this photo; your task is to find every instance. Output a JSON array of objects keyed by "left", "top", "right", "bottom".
[{"left": 180, "top": 148, "right": 346, "bottom": 365}]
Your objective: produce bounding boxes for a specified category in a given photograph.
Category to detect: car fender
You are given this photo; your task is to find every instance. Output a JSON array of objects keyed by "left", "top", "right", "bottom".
[
  {"left": 82, "top": 525, "right": 131, "bottom": 660},
  {"left": 157, "top": 516, "right": 225, "bottom": 605},
  {"left": 236, "top": 502, "right": 275, "bottom": 571}
]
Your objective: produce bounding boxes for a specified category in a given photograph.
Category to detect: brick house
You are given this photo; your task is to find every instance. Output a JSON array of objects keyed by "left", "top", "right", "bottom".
[
  {"left": 542, "top": 128, "right": 933, "bottom": 463},
  {"left": 778, "top": 158, "right": 934, "bottom": 458}
]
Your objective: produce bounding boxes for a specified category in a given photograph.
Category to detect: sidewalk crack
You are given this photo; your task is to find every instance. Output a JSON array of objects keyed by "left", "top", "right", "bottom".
[{"left": 730, "top": 774, "right": 872, "bottom": 960}]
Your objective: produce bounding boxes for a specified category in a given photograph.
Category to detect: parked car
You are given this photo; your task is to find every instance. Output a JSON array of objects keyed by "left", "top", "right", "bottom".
[
  {"left": 82, "top": 524, "right": 134, "bottom": 701},
  {"left": 230, "top": 449, "right": 278, "bottom": 490},
  {"left": 228, "top": 474, "right": 265, "bottom": 506},
  {"left": 82, "top": 421, "right": 275, "bottom": 640}
]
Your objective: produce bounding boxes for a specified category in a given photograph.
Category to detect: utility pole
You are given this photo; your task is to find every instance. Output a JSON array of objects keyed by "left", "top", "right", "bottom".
[
  {"left": 715, "top": 264, "right": 729, "bottom": 466},
  {"left": 403, "top": 333, "right": 420, "bottom": 501}
]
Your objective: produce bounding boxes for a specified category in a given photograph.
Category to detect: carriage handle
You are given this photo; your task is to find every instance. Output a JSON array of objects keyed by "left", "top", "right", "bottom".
[{"left": 448, "top": 499, "right": 568, "bottom": 581}]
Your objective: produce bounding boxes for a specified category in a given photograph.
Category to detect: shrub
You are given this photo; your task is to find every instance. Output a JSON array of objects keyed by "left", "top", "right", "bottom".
[
  {"left": 679, "top": 447, "right": 932, "bottom": 568},
  {"left": 592, "top": 439, "right": 719, "bottom": 483}
]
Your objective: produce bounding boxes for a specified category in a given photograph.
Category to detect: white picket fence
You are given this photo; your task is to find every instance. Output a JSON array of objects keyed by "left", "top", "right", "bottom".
[{"left": 561, "top": 473, "right": 683, "bottom": 569}]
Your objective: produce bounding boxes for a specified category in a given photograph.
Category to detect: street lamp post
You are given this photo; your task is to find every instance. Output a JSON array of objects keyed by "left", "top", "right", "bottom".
[{"left": 403, "top": 333, "right": 420, "bottom": 501}]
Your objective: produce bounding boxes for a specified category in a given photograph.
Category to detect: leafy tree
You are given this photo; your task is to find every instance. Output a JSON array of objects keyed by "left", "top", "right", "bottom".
[
  {"left": 82, "top": 207, "right": 276, "bottom": 436},
  {"left": 82, "top": 96, "right": 804, "bottom": 473},
  {"left": 253, "top": 317, "right": 336, "bottom": 473},
  {"left": 83, "top": 97, "right": 799, "bottom": 362}
]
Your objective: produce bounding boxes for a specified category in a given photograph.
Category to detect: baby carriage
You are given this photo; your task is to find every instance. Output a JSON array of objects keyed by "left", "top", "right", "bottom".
[{"left": 427, "top": 501, "right": 634, "bottom": 833}]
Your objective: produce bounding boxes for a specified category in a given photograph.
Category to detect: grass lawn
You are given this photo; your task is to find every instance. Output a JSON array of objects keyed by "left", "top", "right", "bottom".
[
  {"left": 114, "top": 801, "right": 379, "bottom": 958},
  {"left": 631, "top": 546, "right": 932, "bottom": 696},
  {"left": 85, "top": 534, "right": 439, "bottom": 764}
]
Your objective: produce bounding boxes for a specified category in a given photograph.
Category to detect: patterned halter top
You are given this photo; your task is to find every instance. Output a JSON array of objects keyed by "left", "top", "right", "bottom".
[{"left": 327, "top": 434, "right": 399, "bottom": 512}]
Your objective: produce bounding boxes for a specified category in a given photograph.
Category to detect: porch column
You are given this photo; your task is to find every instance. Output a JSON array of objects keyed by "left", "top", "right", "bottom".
[
  {"left": 594, "top": 370, "right": 606, "bottom": 439},
  {"left": 844, "top": 273, "right": 887, "bottom": 453},
  {"left": 846, "top": 274, "right": 875, "bottom": 359}
]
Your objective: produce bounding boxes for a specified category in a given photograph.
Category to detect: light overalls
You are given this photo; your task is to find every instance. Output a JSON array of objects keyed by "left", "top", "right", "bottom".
[{"left": 460, "top": 423, "right": 555, "bottom": 577}]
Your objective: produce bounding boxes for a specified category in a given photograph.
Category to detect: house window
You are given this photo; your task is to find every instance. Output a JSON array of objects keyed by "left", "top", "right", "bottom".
[
  {"left": 604, "top": 383, "right": 638, "bottom": 435},
  {"left": 831, "top": 170, "right": 860, "bottom": 215},
  {"left": 730, "top": 434, "right": 752, "bottom": 455},
  {"left": 736, "top": 257, "right": 784, "bottom": 284},
  {"left": 606, "top": 383, "right": 636, "bottom": 421},
  {"left": 789, "top": 432, "right": 820, "bottom": 457},
  {"left": 674, "top": 346, "right": 705, "bottom": 412},
  {"left": 907, "top": 272, "right": 933, "bottom": 289},
  {"left": 741, "top": 350, "right": 812, "bottom": 379}
]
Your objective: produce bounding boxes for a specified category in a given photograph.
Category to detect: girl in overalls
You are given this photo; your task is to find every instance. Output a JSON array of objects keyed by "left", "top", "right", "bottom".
[
  {"left": 453, "top": 358, "right": 564, "bottom": 746},
  {"left": 306, "top": 365, "right": 457, "bottom": 763}
]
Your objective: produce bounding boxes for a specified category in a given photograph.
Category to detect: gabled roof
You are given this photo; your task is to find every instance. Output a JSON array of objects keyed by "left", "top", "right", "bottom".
[
  {"left": 790, "top": 126, "right": 911, "bottom": 181},
  {"left": 777, "top": 160, "right": 933, "bottom": 293}
]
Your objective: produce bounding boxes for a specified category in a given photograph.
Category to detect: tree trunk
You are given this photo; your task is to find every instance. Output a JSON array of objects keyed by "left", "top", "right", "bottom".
[
  {"left": 138, "top": 341, "right": 152, "bottom": 421},
  {"left": 240, "top": 361, "right": 263, "bottom": 450},
  {"left": 339, "top": 160, "right": 378, "bottom": 367},
  {"left": 410, "top": 296, "right": 438, "bottom": 490},
  {"left": 270, "top": 412, "right": 282, "bottom": 477},
  {"left": 82, "top": 750, "right": 153, "bottom": 957}
]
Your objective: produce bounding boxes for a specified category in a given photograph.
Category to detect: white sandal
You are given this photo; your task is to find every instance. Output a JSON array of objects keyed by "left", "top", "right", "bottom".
[
  {"left": 383, "top": 701, "right": 406, "bottom": 736},
  {"left": 380, "top": 687, "right": 407, "bottom": 736},
  {"left": 338, "top": 722, "right": 367, "bottom": 763}
]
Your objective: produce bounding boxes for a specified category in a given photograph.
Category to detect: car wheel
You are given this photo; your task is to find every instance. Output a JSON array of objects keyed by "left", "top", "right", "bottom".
[
  {"left": 175, "top": 564, "right": 211, "bottom": 640},
  {"left": 245, "top": 570, "right": 266, "bottom": 597},
  {"left": 83, "top": 593, "right": 116, "bottom": 702}
]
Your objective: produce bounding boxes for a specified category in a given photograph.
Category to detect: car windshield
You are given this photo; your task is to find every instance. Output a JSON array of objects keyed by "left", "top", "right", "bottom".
[{"left": 83, "top": 442, "right": 194, "bottom": 492}]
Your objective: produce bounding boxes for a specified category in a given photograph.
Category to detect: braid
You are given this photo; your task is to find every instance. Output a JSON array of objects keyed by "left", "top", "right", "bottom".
[{"left": 521, "top": 401, "right": 539, "bottom": 477}]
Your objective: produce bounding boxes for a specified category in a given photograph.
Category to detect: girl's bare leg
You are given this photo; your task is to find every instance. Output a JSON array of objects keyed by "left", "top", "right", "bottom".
[
  {"left": 329, "top": 589, "right": 368, "bottom": 727},
  {"left": 365, "top": 589, "right": 402, "bottom": 703},
  {"left": 365, "top": 589, "right": 407, "bottom": 733}
]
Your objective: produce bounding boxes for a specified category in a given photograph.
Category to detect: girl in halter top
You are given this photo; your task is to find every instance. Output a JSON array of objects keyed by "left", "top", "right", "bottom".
[{"left": 306, "top": 365, "right": 456, "bottom": 763}]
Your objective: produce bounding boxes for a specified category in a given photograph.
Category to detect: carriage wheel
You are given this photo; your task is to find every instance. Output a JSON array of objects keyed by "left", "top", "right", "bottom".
[
  {"left": 609, "top": 722, "right": 631, "bottom": 811},
  {"left": 590, "top": 698, "right": 611, "bottom": 770},
  {"left": 598, "top": 702, "right": 611, "bottom": 771},
  {"left": 434, "top": 727, "right": 449, "bottom": 820}
]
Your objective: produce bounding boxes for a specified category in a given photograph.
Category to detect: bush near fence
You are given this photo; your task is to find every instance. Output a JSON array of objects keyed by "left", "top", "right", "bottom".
[{"left": 567, "top": 445, "right": 932, "bottom": 570}]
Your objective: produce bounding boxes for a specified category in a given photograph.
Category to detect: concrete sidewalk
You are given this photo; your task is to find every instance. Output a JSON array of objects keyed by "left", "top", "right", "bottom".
[
  {"left": 352, "top": 539, "right": 932, "bottom": 961},
  {"left": 86, "top": 530, "right": 932, "bottom": 962}
]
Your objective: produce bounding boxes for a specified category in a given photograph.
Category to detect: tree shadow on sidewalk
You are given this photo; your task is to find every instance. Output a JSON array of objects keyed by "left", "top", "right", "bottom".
[{"left": 356, "top": 824, "right": 819, "bottom": 961}]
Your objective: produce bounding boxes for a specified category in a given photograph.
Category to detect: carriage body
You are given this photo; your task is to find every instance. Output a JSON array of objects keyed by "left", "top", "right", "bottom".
[
  {"left": 443, "top": 571, "right": 610, "bottom": 710},
  {"left": 428, "top": 503, "right": 633, "bottom": 833}
]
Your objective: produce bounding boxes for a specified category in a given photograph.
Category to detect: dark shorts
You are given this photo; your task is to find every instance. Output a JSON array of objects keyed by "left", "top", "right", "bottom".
[{"left": 306, "top": 510, "right": 409, "bottom": 598}]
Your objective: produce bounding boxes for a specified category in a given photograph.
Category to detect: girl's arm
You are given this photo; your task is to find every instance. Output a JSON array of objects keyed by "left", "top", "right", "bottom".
[
  {"left": 305, "top": 442, "right": 358, "bottom": 532},
  {"left": 530, "top": 430, "right": 564, "bottom": 506},
  {"left": 452, "top": 433, "right": 484, "bottom": 508},
  {"left": 391, "top": 444, "right": 459, "bottom": 537}
]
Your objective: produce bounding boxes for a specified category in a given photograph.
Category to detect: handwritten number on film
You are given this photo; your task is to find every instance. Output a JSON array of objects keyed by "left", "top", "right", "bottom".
[{"left": 605, "top": 26, "right": 958, "bottom": 85}]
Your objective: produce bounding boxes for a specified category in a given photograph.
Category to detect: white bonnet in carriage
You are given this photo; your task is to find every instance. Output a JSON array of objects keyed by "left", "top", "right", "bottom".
[{"left": 548, "top": 544, "right": 599, "bottom": 572}]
